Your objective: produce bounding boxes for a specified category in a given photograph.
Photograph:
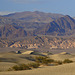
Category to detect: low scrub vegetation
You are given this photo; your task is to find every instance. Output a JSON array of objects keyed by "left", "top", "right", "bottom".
[
  {"left": 55, "top": 61, "right": 63, "bottom": 65},
  {"left": 12, "top": 64, "right": 31, "bottom": 71},
  {"left": 11, "top": 62, "right": 39, "bottom": 71},
  {"left": 10, "top": 56, "right": 73, "bottom": 71},
  {"left": 35, "top": 56, "right": 54, "bottom": 65},
  {"left": 63, "top": 59, "right": 73, "bottom": 63},
  {"left": 28, "top": 63, "right": 40, "bottom": 68}
]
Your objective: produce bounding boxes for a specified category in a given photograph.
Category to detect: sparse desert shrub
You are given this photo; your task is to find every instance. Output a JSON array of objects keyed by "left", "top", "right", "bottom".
[
  {"left": 12, "top": 65, "right": 20, "bottom": 71},
  {"left": 41, "top": 58, "right": 54, "bottom": 65},
  {"left": 28, "top": 62, "right": 40, "bottom": 68},
  {"left": 55, "top": 61, "right": 63, "bottom": 65},
  {"left": 8, "top": 68, "right": 13, "bottom": 71},
  {"left": 12, "top": 63, "right": 40, "bottom": 71},
  {"left": 46, "top": 59, "right": 54, "bottom": 63},
  {"left": 63, "top": 59, "right": 73, "bottom": 63},
  {"left": 11, "top": 58, "right": 73, "bottom": 71},
  {"left": 12, "top": 64, "right": 31, "bottom": 71},
  {"left": 35, "top": 56, "right": 47, "bottom": 63},
  {"left": 35, "top": 56, "right": 54, "bottom": 65}
]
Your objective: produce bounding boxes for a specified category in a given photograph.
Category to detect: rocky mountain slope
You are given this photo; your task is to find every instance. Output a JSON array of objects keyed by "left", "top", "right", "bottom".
[
  {"left": 0, "top": 11, "right": 75, "bottom": 50},
  {"left": 0, "top": 36, "right": 75, "bottom": 49},
  {"left": 0, "top": 16, "right": 46, "bottom": 30},
  {"left": 0, "top": 15, "right": 75, "bottom": 38},
  {"left": 0, "top": 25, "right": 27, "bottom": 38},
  {"left": 0, "top": 11, "right": 64, "bottom": 32},
  {"left": 34, "top": 15, "right": 75, "bottom": 36},
  {"left": 9, "top": 36, "right": 75, "bottom": 49}
]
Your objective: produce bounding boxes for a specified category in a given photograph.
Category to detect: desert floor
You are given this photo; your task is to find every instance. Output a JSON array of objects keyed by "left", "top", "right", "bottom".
[
  {"left": 0, "top": 48, "right": 75, "bottom": 75},
  {"left": 0, "top": 63, "right": 75, "bottom": 75}
]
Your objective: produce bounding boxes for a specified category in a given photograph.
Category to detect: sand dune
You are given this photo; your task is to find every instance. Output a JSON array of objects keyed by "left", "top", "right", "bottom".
[
  {"left": 0, "top": 63, "right": 75, "bottom": 75},
  {"left": 49, "top": 52, "right": 74, "bottom": 61},
  {"left": 0, "top": 52, "right": 75, "bottom": 75},
  {"left": 22, "top": 51, "right": 34, "bottom": 54}
]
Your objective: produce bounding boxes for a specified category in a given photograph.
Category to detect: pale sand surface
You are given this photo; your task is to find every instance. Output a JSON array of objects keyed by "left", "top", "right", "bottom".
[
  {"left": 22, "top": 51, "right": 34, "bottom": 54},
  {"left": 0, "top": 62, "right": 16, "bottom": 71},
  {"left": 0, "top": 63, "right": 75, "bottom": 75},
  {"left": 0, "top": 50, "right": 75, "bottom": 75},
  {"left": 49, "top": 53, "right": 74, "bottom": 61}
]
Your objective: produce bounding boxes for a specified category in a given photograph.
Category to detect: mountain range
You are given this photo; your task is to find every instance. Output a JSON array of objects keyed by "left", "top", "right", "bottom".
[
  {"left": 0, "top": 25, "right": 27, "bottom": 38},
  {"left": 4, "top": 11, "right": 63, "bottom": 23},
  {"left": 0, "top": 11, "right": 75, "bottom": 49},
  {"left": 0, "top": 11, "right": 75, "bottom": 38},
  {"left": 34, "top": 15, "right": 75, "bottom": 36}
]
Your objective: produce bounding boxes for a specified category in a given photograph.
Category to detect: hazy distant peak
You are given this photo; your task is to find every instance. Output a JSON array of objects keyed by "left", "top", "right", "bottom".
[{"left": 3, "top": 11, "right": 64, "bottom": 23}]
